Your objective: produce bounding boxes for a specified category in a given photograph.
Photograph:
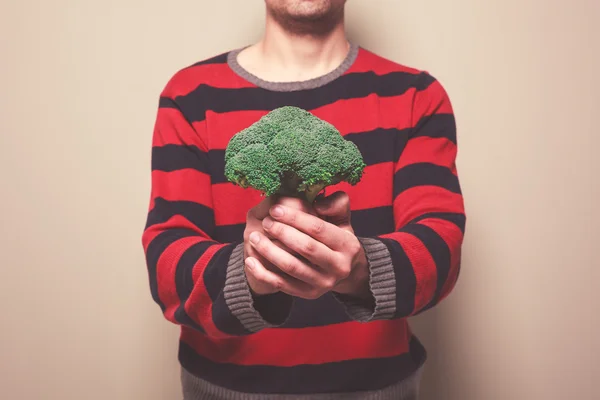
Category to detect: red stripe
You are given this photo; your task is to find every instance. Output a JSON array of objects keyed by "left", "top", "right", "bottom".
[
  {"left": 413, "top": 80, "right": 453, "bottom": 118},
  {"left": 143, "top": 215, "right": 210, "bottom": 252},
  {"left": 152, "top": 170, "right": 213, "bottom": 208},
  {"left": 395, "top": 137, "right": 458, "bottom": 174},
  {"left": 163, "top": 63, "right": 255, "bottom": 98},
  {"left": 195, "top": 110, "right": 269, "bottom": 150},
  {"left": 381, "top": 232, "right": 437, "bottom": 313},
  {"left": 142, "top": 223, "right": 162, "bottom": 252},
  {"left": 326, "top": 162, "right": 394, "bottom": 211},
  {"left": 311, "top": 94, "right": 414, "bottom": 136},
  {"left": 202, "top": 95, "right": 417, "bottom": 150},
  {"left": 142, "top": 215, "right": 182, "bottom": 252},
  {"left": 417, "top": 218, "right": 464, "bottom": 301},
  {"left": 212, "top": 184, "right": 264, "bottom": 226},
  {"left": 393, "top": 186, "right": 464, "bottom": 230},
  {"left": 212, "top": 162, "right": 394, "bottom": 226},
  {"left": 158, "top": 236, "right": 206, "bottom": 323},
  {"left": 153, "top": 107, "right": 207, "bottom": 151},
  {"left": 348, "top": 49, "right": 422, "bottom": 76},
  {"left": 186, "top": 244, "right": 228, "bottom": 338},
  {"left": 181, "top": 318, "right": 410, "bottom": 366}
]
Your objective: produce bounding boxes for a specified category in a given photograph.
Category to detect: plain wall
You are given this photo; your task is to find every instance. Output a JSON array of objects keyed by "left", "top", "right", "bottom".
[{"left": 0, "top": 0, "right": 597, "bottom": 399}]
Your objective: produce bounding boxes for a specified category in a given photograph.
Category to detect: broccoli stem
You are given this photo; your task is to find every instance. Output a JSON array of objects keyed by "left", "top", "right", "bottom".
[
  {"left": 277, "top": 175, "right": 324, "bottom": 203},
  {"left": 304, "top": 184, "right": 326, "bottom": 203},
  {"left": 235, "top": 177, "right": 249, "bottom": 188}
]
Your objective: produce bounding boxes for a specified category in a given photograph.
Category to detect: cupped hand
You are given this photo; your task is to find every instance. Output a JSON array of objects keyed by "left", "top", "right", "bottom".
[{"left": 246, "top": 192, "right": 370, "bottom": 300}]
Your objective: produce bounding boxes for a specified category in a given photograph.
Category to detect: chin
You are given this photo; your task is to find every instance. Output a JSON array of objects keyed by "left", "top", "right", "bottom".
[{"left": 267, "top": 0, "right": 346, "bottom": 22}]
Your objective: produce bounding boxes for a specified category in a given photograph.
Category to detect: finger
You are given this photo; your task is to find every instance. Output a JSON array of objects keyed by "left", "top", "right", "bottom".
[
  {"left": 245, "top": 256, "right": 314, "bottom": 298},
  {"left": 249, "top": 194, "right": 281, "bottom": 220},
  {"left": 248, "top": 231, "right": 326, "bottom": 286},
  {"left": 269, "top": 203, "right": 346, "bottom": 250},
  {"left": 276, "top": 196, "right": 316, "bottom": 215},
  {"left": 313, "top": 191, "right": 351, "bottom": 226},
  {"left": 246, "top": 241, "right": 296, "bottom": 274},
  {"left": 245, "top": 243, "right": 276, "bottom": 272},
  {"left": 262, "top": 216, "right": 339, "bottom": 270}
]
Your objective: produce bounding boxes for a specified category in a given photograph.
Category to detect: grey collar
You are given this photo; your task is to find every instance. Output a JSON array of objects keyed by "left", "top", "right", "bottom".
[{"left": 227, "top": 43, "right": 359, "bottom": 92}]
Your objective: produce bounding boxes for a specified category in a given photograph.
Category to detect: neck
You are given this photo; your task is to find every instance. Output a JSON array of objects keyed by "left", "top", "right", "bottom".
[{"left": 238, "top": 14, "right": 349, "bottom": 83}]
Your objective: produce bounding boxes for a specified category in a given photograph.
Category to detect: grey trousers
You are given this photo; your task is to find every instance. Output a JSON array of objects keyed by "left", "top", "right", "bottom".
[{"left": 181, "top": 367, "right": 422, "bottom": 400}]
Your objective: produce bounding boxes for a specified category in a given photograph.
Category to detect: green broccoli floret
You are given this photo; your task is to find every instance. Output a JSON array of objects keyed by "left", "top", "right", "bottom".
[{"left": 224, "top": 106, "right": 366, "bottom": 203}]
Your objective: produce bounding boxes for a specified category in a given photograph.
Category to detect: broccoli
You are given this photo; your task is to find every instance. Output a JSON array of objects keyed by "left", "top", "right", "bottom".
[{"left": 224, "top": 106, "right": 366, "bottom": 203}]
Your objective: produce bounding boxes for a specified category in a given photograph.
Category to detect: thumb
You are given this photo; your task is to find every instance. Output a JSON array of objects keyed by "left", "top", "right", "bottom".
[{"left": 314, "top": 191, "right": 351, "bottom": 226}]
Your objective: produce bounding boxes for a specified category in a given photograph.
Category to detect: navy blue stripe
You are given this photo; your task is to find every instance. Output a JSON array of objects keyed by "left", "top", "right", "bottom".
[
  {"left": 214, "top": 223, "right": 245, "bottom": 243},
  {"left": 252, "top": 292, "right": 294, "bottom": 325},
  {"left": 159, "top": 96, "right": 178, "bottom": 109},
  {"left": 176, "top": 71, "right": 435, "bottom": 123},
  {"left": 152, "top": 144, "right": 210, "bottom": 173},
  {"left": 179, "top": 336, "right": 426, "bottom": 394},
  {"left": 410, "top": 113, "right": 456, "bottom": 144},
  {"left": 211, "top": 207, "right": 394, "bottom": 246},
  {"left": 188, "top": 52, "right": 228, "bottom": 68},
  {"left": 145, "top": 229, "right": 201, "bottom": 313},
  {"left": 408, "top": 212, "right": 466, "bottom": 234},
  {"left": 394, "top": 163, "right": 461, "bottom": 199},
  {"left": 212, "top": 295, "right": 252, "bottom": 336},
  {"left": 281, "top": 294, "right": 351, "bottom": 328},
  {"left": 145, "top": 198, "right": 215, "bottom": 236},
  {"left": 379, "top": 237, "right": 417, "bottom": 318},
  {"left": 173, "top": 241, "right": 217, "bottom": 333},
  {"left": 208, "top": 150, "right": 227, "bottom": 184},
  {"left": 399, "top": 224, "right": 451, "bottom": 313},
  {"left": 344, "top": 128, "right": 399, "bottom": 166},
  {"left": 352, "top": 206, "right": 395, "bottom": 237},
  {"left": 202, "top": 244, "right": 236, "bottom": 303}
]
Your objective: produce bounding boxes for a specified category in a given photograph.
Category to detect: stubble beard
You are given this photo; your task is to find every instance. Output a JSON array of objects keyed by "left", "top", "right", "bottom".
[{"left": 267, "top": 1, "right": 345, "bottom": 37}]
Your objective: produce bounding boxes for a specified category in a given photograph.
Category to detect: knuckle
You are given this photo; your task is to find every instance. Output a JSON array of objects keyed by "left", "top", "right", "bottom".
[
  {"left": 272, "top": 279, "right": 283, "bottom": 291},
  {"left": 301, "top": 240, "right": 316, "bottom": 255},
  {"left": 307, "top": 289, "right": 322, "bottom": 300},
  {"left": 337, "top": 266, "right": 351, "bottom": 280},
  {"left": 329, "top": 252, "right": 343, "bottom": 267},
  {"left": 322, "top": 277, "right": 337, "bottom": 290},
  {"left": 311, "top": 220, "right": 325, "bottom": 235},
  {"left": 330, "top": 254, "right": 350, "bottom": 279},
  {"left": 345, "top": 238, "right": 361, "bottom": 255},
  {"left": 284, "top": 260, "right": 298, "bottom": 275}
]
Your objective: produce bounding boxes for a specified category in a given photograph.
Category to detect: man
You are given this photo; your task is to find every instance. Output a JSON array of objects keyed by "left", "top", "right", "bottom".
[{"left": 142, "top": 0, "right": 465, "bottom": 398}]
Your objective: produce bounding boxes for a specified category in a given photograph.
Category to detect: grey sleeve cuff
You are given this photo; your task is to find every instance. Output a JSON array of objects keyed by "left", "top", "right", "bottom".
[
  {"left": 223, "top": 243, "right": 292, "bottom": 332},
  {"left": 334, "top": 237, "right": 397, "bottom": 322}
]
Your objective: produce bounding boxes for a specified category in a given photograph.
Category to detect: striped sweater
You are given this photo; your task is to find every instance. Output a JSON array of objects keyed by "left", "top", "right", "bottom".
[{"left": 142, "top": 43, "right": 466, "bottom": 398}]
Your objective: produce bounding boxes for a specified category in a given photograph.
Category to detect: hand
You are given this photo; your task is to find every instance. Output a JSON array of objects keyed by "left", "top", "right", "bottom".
[
  {"left": 243, "top": 195, "right": 312, "bottom": 296},
  {"left": 246, "top": 192, "right": 370, "bottom": 300}
]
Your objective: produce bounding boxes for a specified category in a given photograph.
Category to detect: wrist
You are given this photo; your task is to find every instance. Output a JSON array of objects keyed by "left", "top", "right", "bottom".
[{"left": 334, "top": 249, "right": 371, "bottom": 299}]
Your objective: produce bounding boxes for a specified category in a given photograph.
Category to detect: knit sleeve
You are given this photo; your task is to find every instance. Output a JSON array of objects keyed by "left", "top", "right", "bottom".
[
  {"left": 141, "top": 86, "right": 290, "bottom": 337},
  {"left": 338, "top": 74, "right": 466, "bottom": 321}
]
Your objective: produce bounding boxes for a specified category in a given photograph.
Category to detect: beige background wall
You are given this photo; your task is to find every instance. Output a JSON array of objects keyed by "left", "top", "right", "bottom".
[{"left": 0, "top": 0, "right": 597, "bottom": 399}]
